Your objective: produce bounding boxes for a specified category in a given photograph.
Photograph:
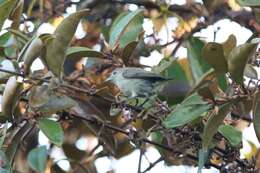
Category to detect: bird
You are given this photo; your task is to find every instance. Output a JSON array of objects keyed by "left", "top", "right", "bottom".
[{"left": 105, "top": 67, "right": 171, "bottom": 99}]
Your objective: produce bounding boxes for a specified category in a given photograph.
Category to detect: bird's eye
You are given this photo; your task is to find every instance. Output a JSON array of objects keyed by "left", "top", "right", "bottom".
[{"left": 112, "top": 71, "right": 117, "bottom": 75}]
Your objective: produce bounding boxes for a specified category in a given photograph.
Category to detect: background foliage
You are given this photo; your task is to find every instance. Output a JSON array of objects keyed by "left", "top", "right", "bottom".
[{"left": 0, "top": 0, "right": 259, "bottom": 172}]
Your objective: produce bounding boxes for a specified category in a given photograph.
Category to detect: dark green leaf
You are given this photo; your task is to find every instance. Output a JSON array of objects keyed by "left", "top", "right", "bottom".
[
  {"left": 27, "top": 146, "right": 47, "bottom": 173},
  {"left": 109, "top": 9, "right": 144, "bottom": 48},
  {"left": 202, "top": 103, "right": 231, "bottom": 151},
  {"left": 163, "top": 93, "right": 211, "bottom": 128},
  {"left": 122, "top": 41, "right": 138, "bottom": 61},
  {"left": 218, "top": 125, "right": 242, "bottom": 146},
  {"left": 45, "top": 10, "right": 89, "bottom": 78},
  {"left": 66, "top": 46, "right": 105, "bottom": 59},
  {"left": 186, "top": 37, "right": 211, "bottom": 83},
  {"left": 38, "top": 118, "right": 64, "bottom": 146}
]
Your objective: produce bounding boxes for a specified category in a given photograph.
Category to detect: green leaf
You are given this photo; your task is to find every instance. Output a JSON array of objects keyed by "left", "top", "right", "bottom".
[
  {"left": 0, "top": 0, "right": 17, "bottom": 31},
  {"left": 218, "top": 125, "right": 242, "bottom": 146},
  {"left": 227, "top": 43, "right": 257, "bottom": 84},
  {"left": 66, "top": 46, "right": 105, "bottom": 59},
  {"left": 27, "top": 146, "right": 47, "bottom": 173},
  {"left": 186, "top": 37, "right": 211, "bottom": 84},
  {"left": 163, "top": 93, "right": 211, "bottom": 128},
  {"left": 202, "top": 103, "right": 231, "bottom": 151},
  {"left": 45, "top": 10, "right": 89, "bottom": 78},
  {"left": 202, "top": 42, "right": 228, "bottom": 74},
  {"left": 236, "top": 0, "right": 260, "bottom": 6},
  {"left": 109, "top": 9, "right": 144, "bottom": 48},
  {"left": 0, "top": 32, "right": 12, "bottom": 47},
  {"left": 38, "top": 118, "right": 64, "bottom": 146}
]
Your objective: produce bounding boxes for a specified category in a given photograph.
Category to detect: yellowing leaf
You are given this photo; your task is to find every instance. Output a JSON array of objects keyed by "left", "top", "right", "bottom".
[
  {"left": 222, "top": 34, "right": 237, "bottom": 59},
  {"left": 0, "top": 0, "right": 17, "bottom": 31},
  {"left": 202, "top": 42, "right": 228, "bottom": 74}
]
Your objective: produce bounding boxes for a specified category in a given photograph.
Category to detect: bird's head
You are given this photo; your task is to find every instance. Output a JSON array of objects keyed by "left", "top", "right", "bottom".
[{"left": 105, "top": 68, "right": 124, "bottom": 84}]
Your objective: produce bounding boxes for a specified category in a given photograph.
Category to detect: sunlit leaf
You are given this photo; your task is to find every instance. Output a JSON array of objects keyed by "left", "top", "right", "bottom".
[
  {"left": 227, "top": 43, "right": 257, "bottom": 84},
  {"left": 163, "top": 93, "right": 211, "bottom": 128},
  {"left": 38, "top": 118, "right": 64, "bottom": 146},
  {"left": 218, "top": 125, "right": 242, "bottom": 146},
  {"left": 27, "top": 146, "right": 47, "bottom": 173},
  {"left": 236, "top": 0, "right": 260, "bottom": 6},
  {"left": 45, "top": 10, "right": 89, "bottom": 78},
  {"left": 202, "top": 103, "right": 231, "bottom": 151},
  {"left": 109, "top": 9, "right": 144, "bottom": 48},
  {"left": 186, "top": 37, "right": 211, "bottom": 84}
]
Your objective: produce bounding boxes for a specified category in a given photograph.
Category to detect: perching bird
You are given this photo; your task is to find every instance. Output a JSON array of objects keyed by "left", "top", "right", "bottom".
[{"left": 105, "top": 67, "right": 171, "bottom": 98}]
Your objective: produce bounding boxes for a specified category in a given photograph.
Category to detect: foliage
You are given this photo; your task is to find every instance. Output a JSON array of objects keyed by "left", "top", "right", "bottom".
[{"left": 0, "top": 0, "right": 259, "bottom": 173}]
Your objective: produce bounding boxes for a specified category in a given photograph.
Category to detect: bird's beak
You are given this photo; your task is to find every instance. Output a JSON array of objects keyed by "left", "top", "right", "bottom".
[{"left": 105, "top": 76, "right": 112, "bottom": 82}]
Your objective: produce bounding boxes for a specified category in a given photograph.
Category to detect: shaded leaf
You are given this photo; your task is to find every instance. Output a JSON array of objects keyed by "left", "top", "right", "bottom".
[
  {"left": 38, "top": 118, "right": 64, "bottom": 146},
  {"left": 29, "top": 85, "right": 50, "bottom": 109},
  {"left": 227, "top": 43, "right": 257, "bottom": 84},
  {"left": 27, "top": 146, "right": 47, "bottom": 173},
  {"left": 66, "top": 46, "right": 105, "bottom": 59},
  {"left": 218, "top": 125, "right": 242, "bottom": 146},
  {"left": 122, "top": 41, "right": 138, "bottom": 61},
  {"left": 186, "top": 37, "right": 211, "bottom": 83},
  {"left": 222, "top": 34, "right": 237, "bottom": 58},
  {"left": 202, "top": 103, "right": 231, "bottom": 151},
  {"left": 163, "top": 93, "right": 211, "bottom": 128},
  {"left": 45, "top": 10, "right": 89, "bottom": 78},
  {"left": 22, "top": 36, "right": 44, "bottom": 75},
  {"left": 109, "top": 9, "right": 143, "bottom": 48},
  {"left": 202, "top": 42, "right": 228, "bottom": 74},
  {"left": 244, "top": 64, "right": 258, "bottom": 79},
  {"left": 253, "top": 92, "right": 260, "bottom": 143},
  {"left": 1, "top": 76, "right": 22, "bottom": 121},
  {"left": 0, "top": 0, "right": 17, "bottom": 31}
]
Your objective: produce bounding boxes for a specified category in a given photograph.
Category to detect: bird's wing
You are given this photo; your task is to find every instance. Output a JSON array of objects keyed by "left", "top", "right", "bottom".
[{"left": 122, "top": 68, "right": 168, "bottom": 80}]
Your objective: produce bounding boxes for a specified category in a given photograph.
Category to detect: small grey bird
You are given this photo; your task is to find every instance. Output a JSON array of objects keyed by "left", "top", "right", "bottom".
[{"left": 105, "top": 67, "right": 171, "bottom": 98}]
